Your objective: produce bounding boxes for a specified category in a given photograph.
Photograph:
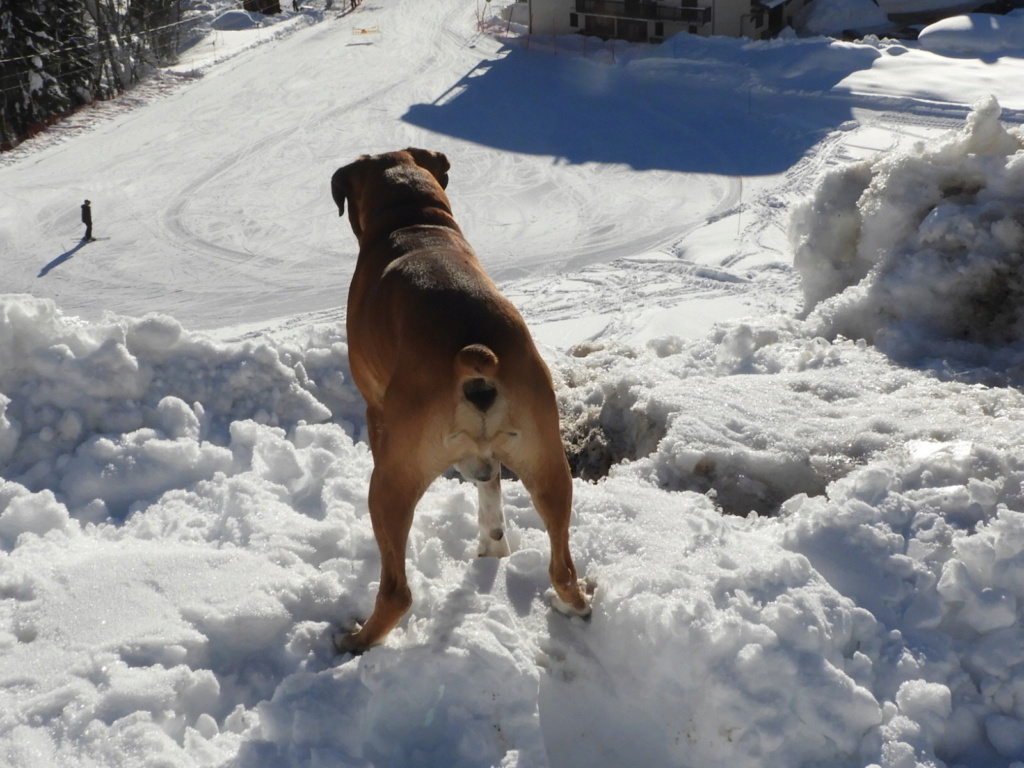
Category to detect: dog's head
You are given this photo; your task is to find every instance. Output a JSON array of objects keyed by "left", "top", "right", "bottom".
[{"left": 331, "top": 148, "right": 451, "bottom": 241}]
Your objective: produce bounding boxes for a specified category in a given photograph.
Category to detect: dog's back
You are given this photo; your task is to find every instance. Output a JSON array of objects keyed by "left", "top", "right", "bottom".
[{"left": 376, "top": 242, "right": 554, "bottom": 473}]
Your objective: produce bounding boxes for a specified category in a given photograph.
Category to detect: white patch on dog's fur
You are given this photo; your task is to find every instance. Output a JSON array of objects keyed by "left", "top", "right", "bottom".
[{"left": 475, "top": 474, "right": 511, "bottom": 558}]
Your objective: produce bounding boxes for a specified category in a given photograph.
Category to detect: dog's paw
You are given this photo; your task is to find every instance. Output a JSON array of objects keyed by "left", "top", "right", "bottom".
[
  {"left": 477, "top": 528, "right": 512, "bottom": 558},
  {"left": 331, "top": 623, "right": 367, "bottom": 656},
  {"left": 550, "top": 577, "right": 596, "bottom": 620}
]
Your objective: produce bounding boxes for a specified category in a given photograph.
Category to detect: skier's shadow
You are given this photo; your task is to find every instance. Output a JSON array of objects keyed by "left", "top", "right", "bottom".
[{"left": 39, "top": 240, "right": 87, "bottom": 277}]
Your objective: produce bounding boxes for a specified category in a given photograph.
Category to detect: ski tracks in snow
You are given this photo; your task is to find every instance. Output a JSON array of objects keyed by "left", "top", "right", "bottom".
[
  {"left": 156, "top": 0, "right": 738, "bottom": 328},
  {"left": 160, "top": 0, "right": 479, "bottom": 274}
]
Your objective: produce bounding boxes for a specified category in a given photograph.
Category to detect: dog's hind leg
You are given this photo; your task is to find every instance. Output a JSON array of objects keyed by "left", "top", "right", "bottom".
[
  {"left": 476, "top": 472, "right": 512, "bottom": 558},
  {"left": 530, "top": 462, "right": 591, "bottom": 617},
  {"left": 456, "top": 457, "right": 511, "bottom": 558},
  {"left": 510, "top": 437, "right": 591, "bottom": 618},
  {"left": 336, "top": 463, "right": 427, "bottom": 653}
]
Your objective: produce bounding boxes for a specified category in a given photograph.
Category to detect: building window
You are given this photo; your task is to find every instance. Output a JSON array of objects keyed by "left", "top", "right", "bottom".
[
  {"left": 570, "top": 12, "right": 579, "bottom": 26},
  {"left": 654, "top": 21, "right": 664, "bottom": 35},
  {"left": 585, "top": 15, "right": 616, "bottom": 37},
  {"left": 617, "top": 18, "right": 648, "bottom": 42}
]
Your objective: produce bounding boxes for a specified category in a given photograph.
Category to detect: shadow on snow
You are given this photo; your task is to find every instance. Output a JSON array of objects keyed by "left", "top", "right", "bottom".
[
  {"left": 403, "top": 43, "right": 875, "bottom": 176},
  {"left": 39, "top": 239, "right": 89, "bottom": 277}
]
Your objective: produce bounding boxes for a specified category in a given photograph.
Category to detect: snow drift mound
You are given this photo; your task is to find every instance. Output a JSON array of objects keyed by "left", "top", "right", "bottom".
[
  {"left": 790, "top": 97, "right": 1024, "bottom": 378},
  {"left": 918, "top": 11, "right": 1024, "bottom": 57},
  {"left": 0, "top": 296, "right": 363, "bottom": 520},
  {"left": 210, "top": 10, "right": 262, "bottom": 31},
  {"left": 558, "top": 324, "right": 1024, "bottom": 517},
  {"left": 3, "top": 294, "right": 1024, "bottom": 767}
]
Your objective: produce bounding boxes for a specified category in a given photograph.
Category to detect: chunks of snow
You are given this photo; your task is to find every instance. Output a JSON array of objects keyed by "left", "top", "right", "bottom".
[
  {"left": 0, "top": 295, "right": 334, "bottom": 511},
  {"left": 791, "top": 96, "right": 1024, "bottom": 377},
  {"left": 6, "top": 25, "right": 1024, "bottom": 768},
  {"left": 2, "top": 277, "right": 1024, "bottom": 766}
]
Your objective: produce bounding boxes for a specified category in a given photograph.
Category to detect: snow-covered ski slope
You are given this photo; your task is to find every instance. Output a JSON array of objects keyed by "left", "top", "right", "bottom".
[
  {"left": 3, "top": 0, "right": 1024, "bottom": 766},
  {"left": 3, "top": 0, "right": 761, "bottom": 334}
]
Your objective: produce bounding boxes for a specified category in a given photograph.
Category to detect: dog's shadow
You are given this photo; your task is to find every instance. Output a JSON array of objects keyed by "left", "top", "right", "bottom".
[
  {"left": 424, "top": 558, "right": 502, "bottom": 646},
  {"left": 39, "top": 240, "right": 88, "bottom": 277}
]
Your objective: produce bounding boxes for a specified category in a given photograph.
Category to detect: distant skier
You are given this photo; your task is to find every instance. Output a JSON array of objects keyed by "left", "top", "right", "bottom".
[{"left": 81, "top": 200, "right": 93, "bottom": 241}]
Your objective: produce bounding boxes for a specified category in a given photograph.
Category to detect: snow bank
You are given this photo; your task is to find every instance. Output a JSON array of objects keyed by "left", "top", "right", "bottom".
[
  {"left": 874, "top": 0, "right": 985, "bottom": 19},
  {"left": 918, "top": 11, "right": 1024, "bottom": 56},
  {"left": 560, "top": 320, "right": 1023, "bottom": 517},
  {"left": 3, "top": 291, "right": 1024, "bottom": 767},
  {"left": 0, "top": 295, "right": 358, "bottom": 519},
  {"left": 173, "top": 3, "right": 324, "bottom": 75},
  {"left": 790, "top": 96, "right": 1024, "bottom": 378},
  {"left": 209, "top": 10, "right": 263, "bottom": 31},
  {"left": 553, "top": 321, "right": 1024, "bottom": 767},
  {"left": 781, "top": 454, "right": 1024, "bottom": 767}
]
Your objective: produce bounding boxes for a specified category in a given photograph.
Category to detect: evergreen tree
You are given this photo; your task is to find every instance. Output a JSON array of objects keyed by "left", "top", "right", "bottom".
[
  {"left": 130, "top": 0, "right": 182, "bottom": 67},
  {"left": 1, "top": 0, "right": 183, "bottom": 149},
  {"left": 48, "top": 1, "right": 95, "bottom": 110},
  {"left": 87, "top": 0, "right": 139, "bottom": 97},
  {"left": 0, "top": 0, "right": 93, "bottom": 148},
  {"left": 0, "top": 1, "right": 42, "bottom": 146}
]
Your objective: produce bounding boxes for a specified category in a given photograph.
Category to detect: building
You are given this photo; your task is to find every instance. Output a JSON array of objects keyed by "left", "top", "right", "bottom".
[{"left": 509, "top": 0, "right": 809, "bottom": 40}]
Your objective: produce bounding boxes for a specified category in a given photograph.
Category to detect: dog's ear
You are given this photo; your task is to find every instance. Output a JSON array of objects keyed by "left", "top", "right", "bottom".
[
  {"left": 331, "top": 165, "right": 349, "bottom": 216},
  {"left": 405, "top": 148, "right": 450, "bottom": 190}
]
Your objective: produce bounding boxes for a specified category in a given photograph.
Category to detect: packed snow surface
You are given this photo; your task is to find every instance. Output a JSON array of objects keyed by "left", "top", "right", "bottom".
[{"left": 3, "top": 0, "right": 1024, "bottom": 767}]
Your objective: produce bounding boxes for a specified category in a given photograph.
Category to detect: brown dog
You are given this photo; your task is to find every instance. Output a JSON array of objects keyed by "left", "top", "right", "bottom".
[{"left": 330, "top": 148, "right": 592, "bottom": 652}]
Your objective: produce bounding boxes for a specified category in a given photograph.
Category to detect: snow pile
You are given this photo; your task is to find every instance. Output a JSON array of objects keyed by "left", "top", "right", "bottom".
[
  {"left": 790, "top": 96, "right": 1024, "bottom": 377},
  {"left": 0, "top": 417, "right": 377, "bottom": 766},
  {"left": 918, "top": 11, "right": 1024, "bottom": 56},
  {"left": 780, "top": 452, "right": 1024, "bottom": 767},
  {"left": 2, "top": 291, "right": 1024, "bottom": 766},
  {"left": 0, "top": 296, "right": 364, "bottom": 520},
  {"left": 546, "top": 455, "right": 1024, "bottom": 768},
  {"left": 536, "top": 479, "right": 885, "bottom": 768},
  {"left": 210, "top": 11, "right": 263, "bottom": 31},
  {"left": 552, "top": 325, "right": 1024, "bottom": 767},
  {"left": 560, "top": 323, "right": 1023, "bottom": 517}
]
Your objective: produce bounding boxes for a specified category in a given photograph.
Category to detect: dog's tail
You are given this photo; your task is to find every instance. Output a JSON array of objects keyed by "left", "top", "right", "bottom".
[{"left": 457, "top": 344, "right": 499, "bottom": 412}]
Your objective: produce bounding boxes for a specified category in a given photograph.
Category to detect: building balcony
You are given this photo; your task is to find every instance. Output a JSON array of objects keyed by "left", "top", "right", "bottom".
[{"left": 574, "top": 0, "right": 712, "bottom": 25}]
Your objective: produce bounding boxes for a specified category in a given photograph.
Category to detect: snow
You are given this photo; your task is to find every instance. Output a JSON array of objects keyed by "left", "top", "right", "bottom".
[
  {"left": 918, "top": 10, "right": 1024, "bottom": 57},
  {"left": 2, "top": 0, "right": 1024, "bottom": 766},
  {"left": 795, "top": 0, "right": 890, "bottom": 38},
  {"left": 209, "top": 11, "right": 264, "bottom": 31},
  {"left": 793, "top": 94, "right": 1024, "bottom": 379}
]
